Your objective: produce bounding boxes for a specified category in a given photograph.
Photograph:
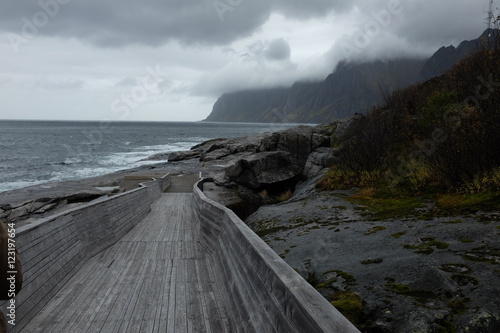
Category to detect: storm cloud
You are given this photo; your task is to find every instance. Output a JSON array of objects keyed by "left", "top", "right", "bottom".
[{"left": 0, "top": 0, "right": 493, "bottom": 121}]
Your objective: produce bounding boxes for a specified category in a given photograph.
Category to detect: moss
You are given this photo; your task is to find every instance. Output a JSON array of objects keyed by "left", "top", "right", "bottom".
[
  {"left": 451, "top": 274, "right": 479, "bottom": 286},
  {"left": 447, "top": 299, "right": 468, "bottom": 315},
  {"left": 279, "top": 249, "right": 291, "bottom": 258},
  {"left": 306, "top": 271, "right": 318, "bottom": 286},
  {"left": 332, "top": 205, "right": 348, "bottom": 210},
  {"left": 435, "top": 318, "right": 457, "bottom": 333},
  {"left": 461, "top": 246, "right": 500, "bottom": 265},
  {"left": 330, "top": 292, "right": 363, "bottom": 324},
  {"left": 323, "top": 270, "right": 357, "bottom": 286},
  {"left": 404, "top": 237, "right": 449, "bottom": 255},
  {"left": 459, "top": 238, "right": 474, "bottom": 243},
  {"left": 385, "top": 283, "right": 438, "bottom": 302},
  {"left": 365, "top": 226, "right": 387, "bottom": 235},
  {"left": 426, "top": 239, "right": 449, "bottom": 249},
  {"left": 317, "top": 167, "right": 381, "bottom": 191},
  {"left": 391, "top": 231, "right": 406, "bottom": 238},
  {"left": 404, "top": 244, "right": 434, "bottom": 255},
  {"left": 360, "top": 258, "right": 383, "bottom": 265},
  {"left": 350, "top": 195, "right": 426, "bottom": 220},
  {"left": 436, "top": 192, "right": 500, "bottom": 213}
]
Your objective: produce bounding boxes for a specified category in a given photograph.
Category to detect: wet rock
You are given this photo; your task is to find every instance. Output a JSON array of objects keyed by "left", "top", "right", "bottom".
[
  {"left": 201, "top": 148, "right": 231, "bottom": 162},
  {"left": 226, "top": 151, "right": 302, "bottom": 189},
  {"left": 304, "top": 147, "right": 339, "bottom": 178},
  {"left": 168, "top": 150, "right": 201, "bottom": 161}
]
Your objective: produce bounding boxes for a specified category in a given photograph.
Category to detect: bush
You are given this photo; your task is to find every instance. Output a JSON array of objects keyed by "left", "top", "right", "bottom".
[{"left": 320, "top": 39, "right": 500, "bottom": 194}]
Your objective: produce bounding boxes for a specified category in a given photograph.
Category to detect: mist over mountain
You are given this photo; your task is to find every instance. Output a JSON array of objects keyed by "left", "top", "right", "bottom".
[
  {"left": 419, "top": 28, "right": 497, "bottom": 81},
  {"left": 205, "top": 30, "right": 495, "bottom": 124}
]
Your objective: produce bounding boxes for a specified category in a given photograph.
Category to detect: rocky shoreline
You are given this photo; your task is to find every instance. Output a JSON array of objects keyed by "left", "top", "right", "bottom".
[{"left": 1, "top": 121, "right": 499, "bottom": 332}]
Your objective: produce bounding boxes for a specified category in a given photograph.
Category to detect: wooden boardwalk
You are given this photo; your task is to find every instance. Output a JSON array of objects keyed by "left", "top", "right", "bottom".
[{"left": 22, "top": 191, "right": 232, "bottom": 332}]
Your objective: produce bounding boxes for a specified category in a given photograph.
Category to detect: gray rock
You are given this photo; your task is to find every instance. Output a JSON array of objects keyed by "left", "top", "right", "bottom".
[
  {"left": 201, "top": 148, "right": 231, "bottom": 162},
  {"left": 303, "top": 147, "right": 339, "bottom": 178},
  {"left": 168, "top": 150, "right": 201, "bottom": 161},
  {"left": 276, "top": 126, "right": 315, "bottom": 167},
  {"left": 244, "top": 184, "right": 500, "bottom": 333},
  {"left": 226, "top": 151, "right": 301, "bottom": 189},
  {"left": 334, "top": 113, "right": 365, "bottom": 139}
]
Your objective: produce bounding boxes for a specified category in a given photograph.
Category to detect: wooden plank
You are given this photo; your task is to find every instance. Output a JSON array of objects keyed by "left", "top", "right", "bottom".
[{"left": 98, "top": 259, "right": 145, "bottom": 333}]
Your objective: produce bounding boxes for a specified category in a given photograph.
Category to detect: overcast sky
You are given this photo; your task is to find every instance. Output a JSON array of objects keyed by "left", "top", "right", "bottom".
[{"left": 0, "top": 0, "right": 492, "bottom": 121}]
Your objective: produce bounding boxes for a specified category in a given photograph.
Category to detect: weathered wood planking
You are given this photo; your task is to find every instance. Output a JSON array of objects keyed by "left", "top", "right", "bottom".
[{"left": 22, "top": 193, "right": 231, "bottom": 333}]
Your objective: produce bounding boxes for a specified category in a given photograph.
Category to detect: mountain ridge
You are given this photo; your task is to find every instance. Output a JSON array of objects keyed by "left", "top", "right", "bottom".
[{"left": 204, "top": 30, "right": 495, "bottom": 124}]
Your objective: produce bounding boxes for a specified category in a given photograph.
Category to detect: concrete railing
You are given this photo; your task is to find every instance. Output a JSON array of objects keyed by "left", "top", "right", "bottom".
[
  {"left": 1, "top": 174, "right": 170, "bottom": 333},
  {"left": 192, "top": 179, "right": 360, "bottom": 333}
]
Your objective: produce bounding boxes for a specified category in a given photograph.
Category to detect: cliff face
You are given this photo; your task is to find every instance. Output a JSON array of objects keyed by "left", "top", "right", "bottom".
[
  {"left": 204, "top": 30, "right": 497, "bottom": 124},
  {"left": 205, "top": 88, "right": 289, "bottom": 123}
]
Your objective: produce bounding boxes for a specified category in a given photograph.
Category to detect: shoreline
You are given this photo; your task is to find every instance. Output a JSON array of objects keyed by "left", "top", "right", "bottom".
[{"left": 0, "top": 157, "right": 212, "bottom": 228}]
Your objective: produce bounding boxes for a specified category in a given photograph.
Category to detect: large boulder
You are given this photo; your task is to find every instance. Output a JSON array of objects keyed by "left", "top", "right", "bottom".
[
  {"left": 201, "top": 148, "right": 231, "bottom": 162},
  {"left": 276, "top": 126, "right": 330, "bottom": 167},
  {"left": 168, "top": 150, "right": 201, "bottom": 161},
  {"left": 303, "top": 147, "right": 340, "bottom": 178},
  {"left": 225, "top": 151, "right": 302, "bottom": 189}
]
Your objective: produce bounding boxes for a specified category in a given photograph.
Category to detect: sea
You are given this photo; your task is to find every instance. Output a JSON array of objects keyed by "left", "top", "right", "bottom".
[{"left": 0, "top": 120, "right": 297, "bottom": 193}]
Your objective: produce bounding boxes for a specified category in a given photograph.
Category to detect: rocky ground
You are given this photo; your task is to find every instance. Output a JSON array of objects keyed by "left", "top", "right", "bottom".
[{"left": 246, "top": 173, "right": 500, "bottom": 333}]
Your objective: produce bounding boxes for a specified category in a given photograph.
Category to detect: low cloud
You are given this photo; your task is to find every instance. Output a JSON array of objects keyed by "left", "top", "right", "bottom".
[{"left": 264, "top": 38, "right": 291, "bottom": 61}]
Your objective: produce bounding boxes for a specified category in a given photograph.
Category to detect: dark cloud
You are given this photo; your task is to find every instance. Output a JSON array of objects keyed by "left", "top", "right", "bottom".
[
  {"left": 264, "top": 38, "right": 291, "bottom": 61},
  {"left": 271, "top": 0, "right": 351, "bottom": 18},
  {"left": 0, "top": 0, "right": 270, "bottom": 47},
  {"left": 0, "top": 0, "right": 488, "bottom": 52},
  {"left": 0, "top": 0, "right": 355, "bottom": 48}
]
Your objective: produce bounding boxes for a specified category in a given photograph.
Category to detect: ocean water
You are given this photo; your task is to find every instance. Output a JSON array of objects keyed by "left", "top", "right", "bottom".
[{"left": 0, "top": 120, "right": 295, "bottom": 193}]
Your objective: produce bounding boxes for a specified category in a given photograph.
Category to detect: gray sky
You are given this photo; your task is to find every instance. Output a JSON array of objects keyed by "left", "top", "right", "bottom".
[{"left": 0, "top": 0, "right": 492, "bottom": 121}]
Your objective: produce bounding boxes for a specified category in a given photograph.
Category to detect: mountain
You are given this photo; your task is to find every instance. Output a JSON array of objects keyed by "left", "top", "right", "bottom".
[
  {"left": 419, "top": 28, "right": 497, "bottom": 81},
  {"left": 204, "top": 30, "right": 496, "bottom": 124},
  {"left": 204, "top": 59, "right": 426, "bottom": 123}
]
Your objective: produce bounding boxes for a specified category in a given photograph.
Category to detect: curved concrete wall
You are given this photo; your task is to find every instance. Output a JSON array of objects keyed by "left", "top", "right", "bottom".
[
  {"left": 1, "top": 175, "right": 169, "bottom": 333},
  {"left": 192, "top": 179, "right": 360, "bottom": 333}
]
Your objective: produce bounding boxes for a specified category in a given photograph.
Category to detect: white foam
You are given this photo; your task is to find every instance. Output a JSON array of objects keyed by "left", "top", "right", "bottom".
[{"left": 0, "top": 140, "right": 203, "bottom": 194}]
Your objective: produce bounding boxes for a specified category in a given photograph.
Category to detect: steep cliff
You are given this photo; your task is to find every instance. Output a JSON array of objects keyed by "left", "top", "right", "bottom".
[{"left": 205, "top": 58, "right": 426, "bottom": 123}]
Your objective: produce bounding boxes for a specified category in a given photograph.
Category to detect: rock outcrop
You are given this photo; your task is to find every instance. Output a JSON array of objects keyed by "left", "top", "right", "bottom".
[
  {"left": 245, "top": 180, "right": 500, "bottom": 333},
  {"left": 167, "top": 122, "right": 342, "bottom": 217}
]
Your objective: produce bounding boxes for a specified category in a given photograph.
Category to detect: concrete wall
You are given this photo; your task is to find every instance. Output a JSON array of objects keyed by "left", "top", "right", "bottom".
[
  {"left": 1, "top": 174, "right": 169, "bottom": 333},
  {"left": 192, "top": 179, "right": 360, "bottom": 333}
]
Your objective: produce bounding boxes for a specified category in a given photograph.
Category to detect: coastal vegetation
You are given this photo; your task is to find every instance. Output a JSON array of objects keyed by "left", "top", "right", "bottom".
[{"left": 318, "top": 36, "right": 500, "bottom": 218}]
